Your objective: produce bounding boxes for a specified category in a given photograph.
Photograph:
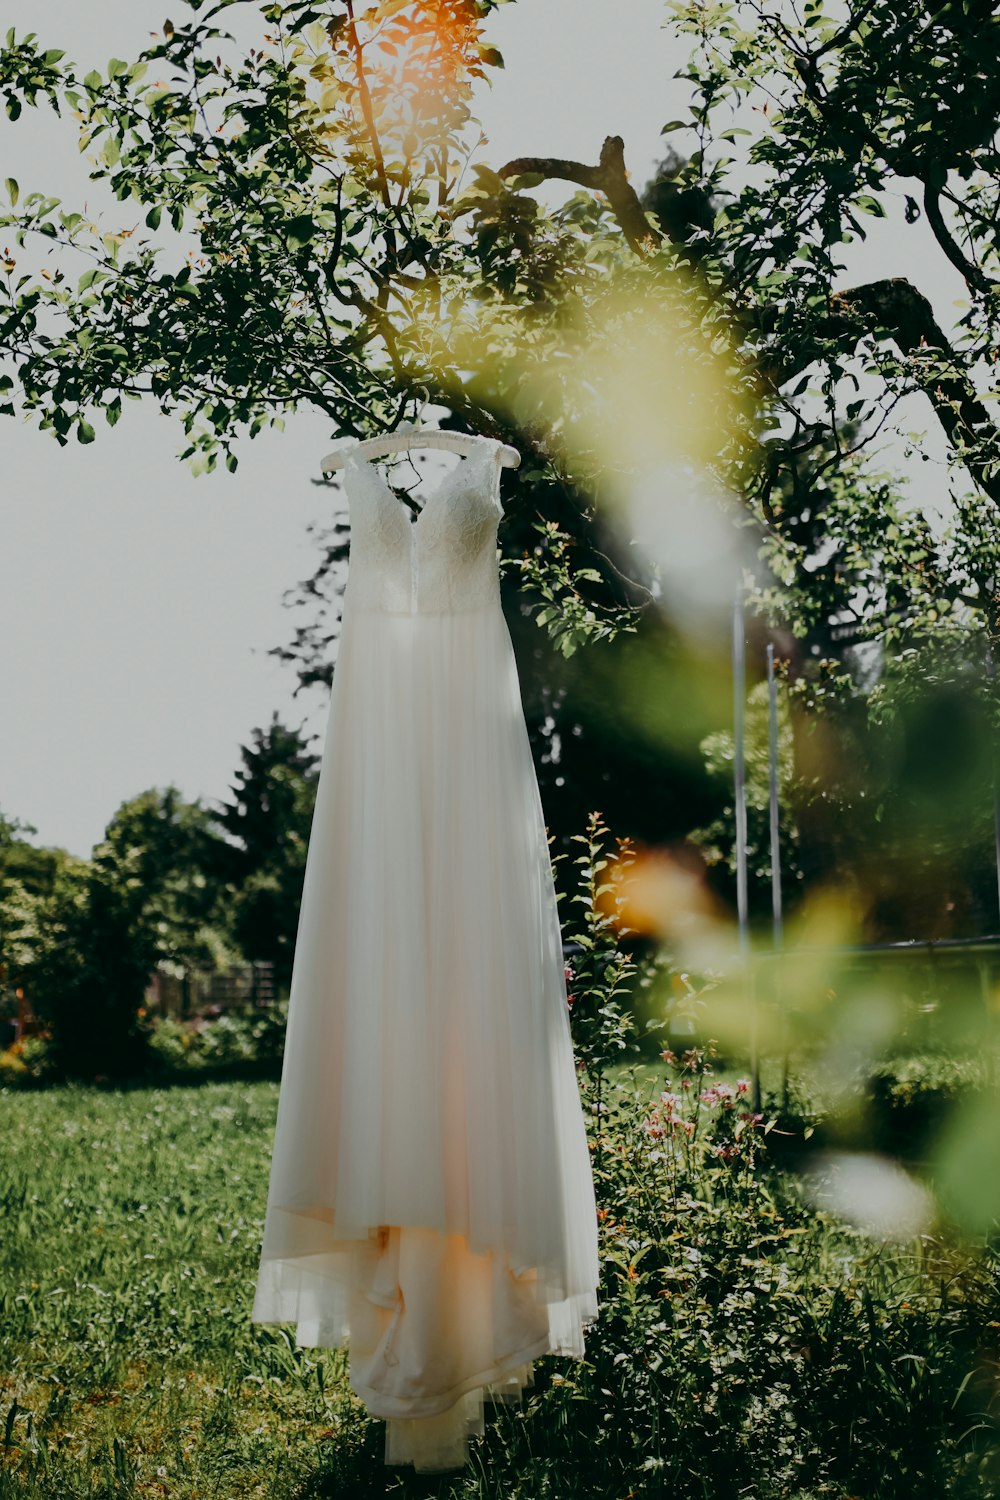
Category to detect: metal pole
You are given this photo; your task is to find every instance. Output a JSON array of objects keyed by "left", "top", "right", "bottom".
[
  {"left": 767, "top": 643, "right": 788, "bottom": 1111},
  {"left": 767, "top": 644, "right": 784, "bottom": 945},
  {"left": 732, "top": 585, "right": 758, "bottom": 1109},
  {"left": 986, "top": 631, "right": 1000, "bottom": 1076},
  {"left": 994, "top": 767, "right": 1000, "bottom": 930},
  {"left": 987, "top": 637, "right": 1000, "bottom": 930}
]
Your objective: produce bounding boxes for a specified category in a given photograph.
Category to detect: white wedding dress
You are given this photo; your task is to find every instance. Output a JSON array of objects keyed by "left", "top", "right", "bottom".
[{"left": 250, "top": 435, "right": 600, "bottom": 1471}]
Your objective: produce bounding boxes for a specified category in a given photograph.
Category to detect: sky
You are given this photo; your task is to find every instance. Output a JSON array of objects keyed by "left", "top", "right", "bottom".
[{"left": 0, "top": 0, "right": 962, "bottom": 857}]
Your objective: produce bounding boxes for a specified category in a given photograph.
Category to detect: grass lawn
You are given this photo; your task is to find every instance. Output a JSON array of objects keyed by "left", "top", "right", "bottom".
[
  {"left": 2, "top": 1068, "right": 998, "bottom": 1498},
  {"left": 1, "top": 1079, "right": 393, "bottom": 1499}
]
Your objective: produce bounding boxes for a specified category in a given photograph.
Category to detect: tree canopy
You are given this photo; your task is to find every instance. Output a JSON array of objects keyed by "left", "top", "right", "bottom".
[{"left": 2, "top": 0, "right": 998, "bottom": 935}]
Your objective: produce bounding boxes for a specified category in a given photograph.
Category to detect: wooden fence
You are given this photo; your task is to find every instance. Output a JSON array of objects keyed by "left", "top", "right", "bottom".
[{"left": 144, "top": 962, "right": 277, "bottom": 1020}]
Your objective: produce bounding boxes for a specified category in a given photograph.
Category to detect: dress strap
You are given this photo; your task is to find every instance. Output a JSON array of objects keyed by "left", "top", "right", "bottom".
[{"left": 488, "top": 438, "right": 505, "bottom": 518}]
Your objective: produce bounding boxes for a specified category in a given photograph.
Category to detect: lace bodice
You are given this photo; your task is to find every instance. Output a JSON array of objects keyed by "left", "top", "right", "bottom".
[{"left": 342, "top": 439, "right": 505, "bottom": 615}]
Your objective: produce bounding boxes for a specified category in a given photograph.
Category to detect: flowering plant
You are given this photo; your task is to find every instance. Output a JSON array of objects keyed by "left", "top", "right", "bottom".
[{"left": 643, "top": 1041, "right": 770, "bottom": 1194}]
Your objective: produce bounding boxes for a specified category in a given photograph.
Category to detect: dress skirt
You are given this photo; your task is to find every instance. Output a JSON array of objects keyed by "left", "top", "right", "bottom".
[{"left": 251, "top": 598, "right": 600, "bottom": 1471}]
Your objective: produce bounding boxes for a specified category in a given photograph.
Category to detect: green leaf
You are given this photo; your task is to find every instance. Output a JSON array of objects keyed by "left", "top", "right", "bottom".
[
  {"left": 77, "top": 418, "right": 96, "bottom": 444},
  {"left": 856, "top": 194, "right": 886, "bottom": 216},
  {"left": 83, "top": 69, "right": 102, "bottom": 92},
  {"left": 4, "top": 178, "right": 17, "bottom": 206},
  {"left": 471, "top": 165, "right": 504, "bottom": 192},
  {"left": 145, "top": 204, "right": 162, "bottom": 230},
  {"left": 105, "top": 397, "right": 122, "bottom": 428},
  {"left": 286, "top": 214, "right": 316, "bottom": 250},
  {"left": 660, "top": 120, "right": 688, "bottom": 134},
  {"left": 107, "top": 58, "right": 128, "bottom": 78}
]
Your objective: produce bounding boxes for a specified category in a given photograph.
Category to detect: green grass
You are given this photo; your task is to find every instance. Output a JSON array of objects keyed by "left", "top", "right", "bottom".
[
  {"left": 2, "top": 1070, "right": 999, "bottom": 1499},
  {"left": 0, "top": 1079, "right": 391, "bottom": 1499}
]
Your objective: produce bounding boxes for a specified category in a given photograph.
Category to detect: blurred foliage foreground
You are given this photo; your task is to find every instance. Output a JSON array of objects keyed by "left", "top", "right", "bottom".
[{"left": 3, "top": 817, "right": 1000, "bottom": 1499}]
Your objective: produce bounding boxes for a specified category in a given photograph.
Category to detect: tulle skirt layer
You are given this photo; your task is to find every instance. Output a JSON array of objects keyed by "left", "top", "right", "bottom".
[{"left": 250, "top": 602, "right": 600, "bottom": 1471}]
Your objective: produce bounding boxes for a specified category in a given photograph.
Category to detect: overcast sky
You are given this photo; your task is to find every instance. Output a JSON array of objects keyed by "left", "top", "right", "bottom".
[{"left": 0, "top": 1, "right": 960, "bottom": 857}]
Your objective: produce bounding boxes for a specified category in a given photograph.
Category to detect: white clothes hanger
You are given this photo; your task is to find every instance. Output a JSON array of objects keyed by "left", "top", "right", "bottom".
[{"left": 321, "top": 424, "right": 520, "bottom": 475}]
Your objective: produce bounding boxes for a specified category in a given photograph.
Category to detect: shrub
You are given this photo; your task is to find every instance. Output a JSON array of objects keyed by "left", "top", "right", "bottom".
[
  {"left": 799, "top": 1051, "right": 993, "bottom": 1164},
  {"left": 509, "top": 812, "right": 1000, "bottom": 1496},
  {"left": 865, "top": 1052, "right": 990, "bottom": 1159},
  {"left": 146, "top": 1015, "right": 202, "bottom": 1072},
  {"left": 494, "top": 1038, "right": 1000, "bottom": 1497},
  {"left": 0, "top": 1033, "right": 56, "bottom": 1089},
  {"left": 23, "top": 856, "right": 158, "bottom": 1083},
  {"left": 145, "top": 1002, "right": 289, "bottom": 1079},
  {"left": 0, "top": 1044, "right": 29, "bottom": 1087}
]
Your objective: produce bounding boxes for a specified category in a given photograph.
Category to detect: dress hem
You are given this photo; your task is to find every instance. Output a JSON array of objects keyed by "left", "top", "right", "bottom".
[{"left": 349, "top": 1327, "right": 556, "bottom": 1420}]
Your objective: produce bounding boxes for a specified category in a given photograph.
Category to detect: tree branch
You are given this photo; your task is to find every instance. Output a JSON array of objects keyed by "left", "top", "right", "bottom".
[
  {"left": 763, "top": 276, "right": 1000, "bottom": 507},
  {"left": 344, "top": 0, "right": 399, "bottom": 273},
  {"left": 922, "top": 180, "right": 996, "bottom": 294},
  {"left": 498, "top": 135, "right": 663, "bottom": 256}
]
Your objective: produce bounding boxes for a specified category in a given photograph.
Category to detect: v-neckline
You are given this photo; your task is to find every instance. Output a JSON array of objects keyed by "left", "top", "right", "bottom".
[{"left": 347, "top": 441, "right": 494, "bottom": 533}]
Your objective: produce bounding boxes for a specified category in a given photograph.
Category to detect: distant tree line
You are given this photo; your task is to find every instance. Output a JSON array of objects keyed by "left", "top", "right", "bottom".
[{"left": 0, "top": 714, "right": 318, "bottom": 1080}]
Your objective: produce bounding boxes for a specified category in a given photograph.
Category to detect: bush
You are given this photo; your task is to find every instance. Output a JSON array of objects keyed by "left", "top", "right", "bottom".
[
  {"left": 864, "top": 1052, "right": 990, "bottom": 1160},
  {"left": 799, "top": 1050, "right": 994, "bottom": 1164},
  {"left": 146, "top": 1002, "right": 289, "bottom": 1079},
  {"left": 145, "top": 1015, "right": 202, "bottom": 1072},
  {"left": 496, "top": 1040, "right": 999, "bottom": 1497},
  {"left": 24, "top": 857, "right": 158, "bottom": 1083},
  {"left": 506, "top": 813, "right": 1000, "bottom": 1496},
  {"left": 0, "top": 1004, "right": 290, "bottom": 1089},
  {"left": 0, "top": 1033, "right": 56, "bottom": 1089}
]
